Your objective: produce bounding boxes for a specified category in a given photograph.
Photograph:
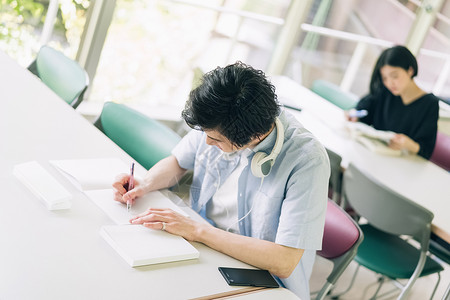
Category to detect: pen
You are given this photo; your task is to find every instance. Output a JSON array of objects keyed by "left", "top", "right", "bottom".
[
  {"left": 127, "top": 162, "right": 135, "bottom": 212},
  {"left": 348, "top": 109, "right": 368, "bottom": 118}
]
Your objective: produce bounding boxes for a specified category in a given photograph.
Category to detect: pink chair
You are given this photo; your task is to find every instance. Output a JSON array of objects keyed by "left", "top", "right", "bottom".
[
  {"left": 430, "top": 131, "right": 450, "bottom": 171},
  {"left": 313, "top": 199, "right": 364, "bottom": 300}
]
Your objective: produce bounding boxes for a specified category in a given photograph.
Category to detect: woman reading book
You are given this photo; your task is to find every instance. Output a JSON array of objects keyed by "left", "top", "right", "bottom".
[{"left": 347, "top": 45, "right": 439, "bottom": 159}]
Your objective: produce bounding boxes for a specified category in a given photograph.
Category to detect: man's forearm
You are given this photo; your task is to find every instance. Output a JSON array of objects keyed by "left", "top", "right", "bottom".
[
  {"left": 142, "top": 155, "right": 187, "bottom": 193},
  {"left": 194, "top": 224, "right": 304, "bottom": 278}
]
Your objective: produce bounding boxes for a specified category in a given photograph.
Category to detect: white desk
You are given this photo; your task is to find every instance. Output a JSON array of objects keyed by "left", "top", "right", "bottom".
[
  {"left": 221, "top": 287, "right": 301, "bottom": 299},
  {"left": 273, "top": 76, "right": 450, "bottom": 244},
  {"left": 0, "top": 51, "right": 261, "bottom": 300}
]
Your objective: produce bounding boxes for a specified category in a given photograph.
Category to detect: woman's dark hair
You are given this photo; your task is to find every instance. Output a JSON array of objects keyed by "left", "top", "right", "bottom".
[
  {"left": 182, "top": 61, "right": 280, "bottom": 148},
  {"left": 369, "top": 45, "right": 418, "bottom": 95}
]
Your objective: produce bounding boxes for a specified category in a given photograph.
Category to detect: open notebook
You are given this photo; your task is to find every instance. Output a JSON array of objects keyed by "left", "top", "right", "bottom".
[
  {"left": 50, "top": 158, "right": 131, "bottom": 191},
  {"left": 50, "top": 158, "right": 188, "bottom": 220},
  {"left": 346, "top": 122, "right": 402, "bottom": 156},
  {"left": 85, "top": 189, "right": 188, "bottom": 224},
  {"left": 50, "top": 158, "right": 198, "bottom": 267}
]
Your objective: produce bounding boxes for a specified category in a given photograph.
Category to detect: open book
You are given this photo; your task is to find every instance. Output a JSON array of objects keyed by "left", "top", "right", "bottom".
[
  {"left": 50, "top": 158, "right": 197, "bottom": 267},
  {"left": 346, "top": 122, "right": 402, "bottom": 156},
  {"left": 50, "top": 158, "right": 188, "bottom": 221},
  {"left": 85, "top": 189, "right": 188, "bottom": 224},
  {"left": 50, "top": 158, "right": 131, "bottom": 191}
]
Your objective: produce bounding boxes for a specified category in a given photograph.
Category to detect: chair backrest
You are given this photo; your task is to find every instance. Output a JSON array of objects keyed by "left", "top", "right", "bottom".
[
  {"left": 342, "top": 163, "right": 433, "bottom": 244},
  {"left": 325, "top": 147, "right": 343, "bottom": 203},
  {"left": 311, "top": 79, "right": 358, "bottom": 110},
  {"left": 430, "top": 131, "right": 450, "bottom": 171},
  {"left": 94, "top": 102, "right": 181, "bottom": 170},
  {"left": 315, "top": 199, "right": 363, "bottom": 300},
  {"left": 28, "top": 46, "right": 89, "bottom": 108}
]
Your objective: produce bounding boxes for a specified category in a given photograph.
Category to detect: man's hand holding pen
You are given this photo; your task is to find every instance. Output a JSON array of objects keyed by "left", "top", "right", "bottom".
[{"left": 112, "top": 163, "right": 144, "bottom": 208}]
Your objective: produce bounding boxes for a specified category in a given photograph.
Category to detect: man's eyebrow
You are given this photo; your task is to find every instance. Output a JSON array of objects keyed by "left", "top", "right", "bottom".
[{"left": 207, "top": 135, "right": 222, "bottom": 142}]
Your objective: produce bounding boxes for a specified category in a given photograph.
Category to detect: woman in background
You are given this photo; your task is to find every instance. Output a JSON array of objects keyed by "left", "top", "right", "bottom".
[{"left": 348, "top": 45, "right": 439, "bottom": 159}]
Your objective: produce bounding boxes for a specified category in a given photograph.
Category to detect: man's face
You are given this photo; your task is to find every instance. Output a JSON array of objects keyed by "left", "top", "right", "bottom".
[
  {"left": 203, "top": 129, "right": 238, "bottom": 153},
  {"left": 203, "top": 123, "right": 275, "bottom": 153}
]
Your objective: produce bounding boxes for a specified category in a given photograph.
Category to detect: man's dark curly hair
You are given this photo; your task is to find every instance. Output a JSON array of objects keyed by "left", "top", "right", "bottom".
[{"left": 182, "top": 62, "right": 280, "bottom": 148}]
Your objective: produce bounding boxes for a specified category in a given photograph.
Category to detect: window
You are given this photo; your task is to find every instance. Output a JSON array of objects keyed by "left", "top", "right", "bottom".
[
  {"left": 87, "top": 0, "right": 291, "bottom": 116},
  {"left": 0, "top": 0, "right": 90, "bottom": 65}
]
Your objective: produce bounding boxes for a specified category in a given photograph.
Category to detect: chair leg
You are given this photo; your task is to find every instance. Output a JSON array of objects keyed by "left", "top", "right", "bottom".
[
  {"left": 371, "top": 281, "right": 401, "bottom": 300},
  {"left": 315, "top": 282, "right": 333, "bottom": 300},
  {"left": 429, "top": 272, "right": 441, "bottom": 300},
  {"left": 442, "top": 282, "right": 450, "bottom": 300},
  {"left": 369, "top": 276, "right": 386, "bottom": 300},
  {"left": 328, "top": 264, "right": 361, "bottom": 299}
]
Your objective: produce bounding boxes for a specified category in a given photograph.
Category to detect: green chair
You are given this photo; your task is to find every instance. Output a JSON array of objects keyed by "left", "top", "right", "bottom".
[
  {"left": 341, "top": 163, "right": 444, "bottom": 300},
  {"left": 28, "top": 45, "right": 89, "bottom": 109},
  {"left": 94, "top": 102, "right": 181, "bottom": 170},
  {"left": 311, "top": 79, "right": 358, "bottom": 110}
]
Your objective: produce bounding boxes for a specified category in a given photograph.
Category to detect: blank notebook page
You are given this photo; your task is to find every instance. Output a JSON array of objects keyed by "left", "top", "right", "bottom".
[
  {"left": 50, "top": 158, "right": 130, "bottom": 191},
  {"left": 100, "top": 225, "right": 199, "bottom": 267},
  {"left": 86, "top": 189, "right": 188, "bottom": 225}
]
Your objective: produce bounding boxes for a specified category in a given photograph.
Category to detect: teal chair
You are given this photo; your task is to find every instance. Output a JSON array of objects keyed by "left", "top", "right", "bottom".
[
  {"left": 311, "top": 79, "right": 358, "bottom": 110},
  {"left": 341, "top": 163, "right": 444, "bottom": 300},
  {"left": 28, "top": 45, "right": 89, "bottom": 109},
  {"left": 94, "top": 102, "right": 181, "bottom": 170}
]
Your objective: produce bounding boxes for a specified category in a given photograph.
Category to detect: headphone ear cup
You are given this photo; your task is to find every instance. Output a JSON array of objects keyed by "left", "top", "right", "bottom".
[
  {"left": 250, "top": 117, "right": 284, "bottom": 178},
  {"left": 251, "top": 151, "right": 270, "bottom": 178}
]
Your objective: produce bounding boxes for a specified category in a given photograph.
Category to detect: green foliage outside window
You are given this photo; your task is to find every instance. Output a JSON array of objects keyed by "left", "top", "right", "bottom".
[{"left": 0, "top": 0, "right": 89, "bottom": 65}]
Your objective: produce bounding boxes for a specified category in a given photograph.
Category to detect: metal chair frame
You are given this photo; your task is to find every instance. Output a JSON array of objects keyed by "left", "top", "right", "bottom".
[
  {"left": 312, "top": 199, "right": 364, "bottom": 300},
  {"left": 340, "top": 163, "right": 444, "bottom": 300}
]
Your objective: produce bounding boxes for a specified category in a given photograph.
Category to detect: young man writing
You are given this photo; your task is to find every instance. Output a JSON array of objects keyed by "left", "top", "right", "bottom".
[{"left": 112, "top": 62, "right": 330, "bottom": 299}]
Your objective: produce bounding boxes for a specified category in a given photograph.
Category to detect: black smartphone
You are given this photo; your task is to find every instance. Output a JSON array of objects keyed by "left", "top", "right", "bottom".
[{"left": 218, "top": 267, "right": 280, "bottom": 288}]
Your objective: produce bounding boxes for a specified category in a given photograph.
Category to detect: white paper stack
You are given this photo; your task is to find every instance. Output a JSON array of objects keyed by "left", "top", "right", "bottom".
[{"left": 13, "top": 161, "right": 72, "bottom": 210}]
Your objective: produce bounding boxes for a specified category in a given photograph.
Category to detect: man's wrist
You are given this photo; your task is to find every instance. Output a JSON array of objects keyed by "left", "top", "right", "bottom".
[{"left": 194, "top": 223, "right": 215, "bottom": 244}]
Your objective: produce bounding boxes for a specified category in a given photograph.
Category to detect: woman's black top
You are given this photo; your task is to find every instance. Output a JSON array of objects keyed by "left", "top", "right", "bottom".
[{"left": 356, "top": 89, "right": 439, "bottom": 159}]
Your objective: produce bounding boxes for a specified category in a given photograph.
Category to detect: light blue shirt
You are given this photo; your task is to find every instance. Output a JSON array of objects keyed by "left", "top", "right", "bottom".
[{"left": 172, "top": 110, "right": 330, "bottom": 300}]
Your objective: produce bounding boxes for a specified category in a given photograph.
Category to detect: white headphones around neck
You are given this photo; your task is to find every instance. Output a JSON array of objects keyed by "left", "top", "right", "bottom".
[{"left": 250, "top": 118, "right": 284, "bottom": 178}]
